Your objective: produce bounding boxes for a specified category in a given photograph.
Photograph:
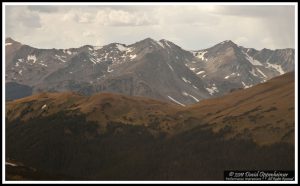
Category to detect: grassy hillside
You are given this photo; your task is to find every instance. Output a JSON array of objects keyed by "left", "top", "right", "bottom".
[{"left": 5, "top": 72, "right": 295, "bottom": 180}]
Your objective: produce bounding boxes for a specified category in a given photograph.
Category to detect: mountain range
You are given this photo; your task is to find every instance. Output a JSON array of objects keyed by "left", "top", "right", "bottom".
[
  {"left": 5, "top": 36, "right": 295, "bottom": 180},
  {"left": 5, "top": 37, "right": 294, "bottom": 105},
  {"left": 6, "top": 72, "right": 295, "bottom": 180}
]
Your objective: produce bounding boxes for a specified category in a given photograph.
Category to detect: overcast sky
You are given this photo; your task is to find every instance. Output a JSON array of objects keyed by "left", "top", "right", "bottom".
[{"left": 5, "top": 4, "right": 296, "bottom": 50}]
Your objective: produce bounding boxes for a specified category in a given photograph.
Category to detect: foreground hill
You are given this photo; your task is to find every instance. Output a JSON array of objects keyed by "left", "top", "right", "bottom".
[
  {"left": 6, "top": 72, "right": 295, "bottom": 180},
  {"left": 187, "top": 72, "right": 295, "bottom": 145}
]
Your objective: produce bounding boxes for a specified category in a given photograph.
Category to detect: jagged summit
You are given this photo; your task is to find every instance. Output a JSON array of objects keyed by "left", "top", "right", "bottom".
[
  {"left": 216, "top": 40, "right": 238, "bottom": 47},
  {"left": 5, "top": 37, "right": 20, "bottom": 45},
  {"left": 6, "top": 37, "right": 15, "bottom": 42}
]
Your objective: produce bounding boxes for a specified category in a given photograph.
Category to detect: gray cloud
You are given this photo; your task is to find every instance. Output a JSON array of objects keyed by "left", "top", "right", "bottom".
[
  {"left": 61, "top": 7, "right": 158, "bottom": 26},
  {"left": 214, "top": 5, "right": 294, "bottom": 18},
  {"left": 20, "top": 13, "right": 42, "bottom": 28},
  {"left": 5, "top": 4, "right": 296, "bottom": 50},
  {"left": 27, "top": 5, "right": 59, "bottom": 13},
  {"left": 6, "top": 6, "right": 42, "bottom": 29}
]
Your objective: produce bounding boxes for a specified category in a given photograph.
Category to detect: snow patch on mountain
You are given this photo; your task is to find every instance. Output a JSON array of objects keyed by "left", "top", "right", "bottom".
[
  {"left": 156, "top": 41, "right": 165, "bottom": 48},
  {"left": 168, "top": 96, "right": 185, "bottom": 107},
  {"left": 182, "top": 91, "right": 189, "bottom": 96},
  {"left": 266, "top": 62, "right": 285, "bottom": 75},
  {"left": 167, "top": 63, "right": 174, "bottom": 71},
  {"left": 107, "top": 66, "right": 114, "bottom": 72},
  {"left": 163, "top": 40, "right": 171, "bottom": 48},
  {"left": 206, "top": 84, "right": 219, "bottom": 95},
  {"left": 197, "top": 71, "right": 205, "bottom": 75},
  {"left": 243, "top": 51, "right": 263, "bottom": 66},
  {"left": 192, "top": 85, "right": 199, "bottom": 90},
  {"left": 190, "top": 67, "right": 196, "bottom": 71},
  {"left": 89, "top": 57, "right": 97, "bottom": 64},
  {"left": 224, "top": 72, "right": 239, "bottom": 79},
  {"left": 256, "top": 68, "right": 267, "bottom": 78},
  {"left": 196, "top": 51, "right": 208, "bottom": 61},
  {"left": 182, "top": 91, "right": 199, "bottom": 102},
  {"left": 41, "top": 104, "right": 47, "bottom": 110},
  {"left": 63, "top": 50, "right": 73, "bottom": 55},
  {"left": 27, "top": 55, "right": 37, "bottom": 64},
  {"left": 250, "top": 68, "right": 259, "bottom": 77},
  {"left": 126, "top": 47, "right": 134, "bottom": 53},
  {"left": 181, "top": 77, "right": 191, "bottom": 84},
  {"left": 39, "top": 61, "right": 48, "bottom": 66},
  {"left": 116, "top": 44, "right": 127, "bottom": 52},
  {"left": 242, "top": 81, "right": 252, "bottom": 89},
  {"left": 129, "top": 54, "right": 137, "bottom": 60},
  {"left": 55, "top": 55, "right": 66, "bottom": 63}
]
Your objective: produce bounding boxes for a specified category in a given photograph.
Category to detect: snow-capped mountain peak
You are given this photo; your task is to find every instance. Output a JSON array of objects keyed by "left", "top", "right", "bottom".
[{"left": 5, "top": 37, "right": 294, "bottom": 105}]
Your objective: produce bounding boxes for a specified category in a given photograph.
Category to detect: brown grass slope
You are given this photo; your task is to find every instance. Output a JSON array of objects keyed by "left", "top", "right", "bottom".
[
  {"left": 6, "top": 72, "right": 295, "bottom": 145},
  {"left": 186, "top": 72, "right": 295, "bottom": 145},
  {"left": 6, "top": 91, "right": 184, "bottom": 134},
  {"left": 5, "top": 72, "right": 295, "bottom": 180}
]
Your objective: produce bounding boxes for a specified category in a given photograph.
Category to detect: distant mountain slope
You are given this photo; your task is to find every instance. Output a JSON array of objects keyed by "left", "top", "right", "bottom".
[
  {"left": 6, "top": 72, "right": 295, "bottom": 180},
  {"left": 5, "top": 37, "right": 294, "bottom": 104},
  {"left": 187, "top": 40, "right": 294, "bottom": 95},
  {"left": 5, "top": 82, "right": 32, "bottom": 101}
]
